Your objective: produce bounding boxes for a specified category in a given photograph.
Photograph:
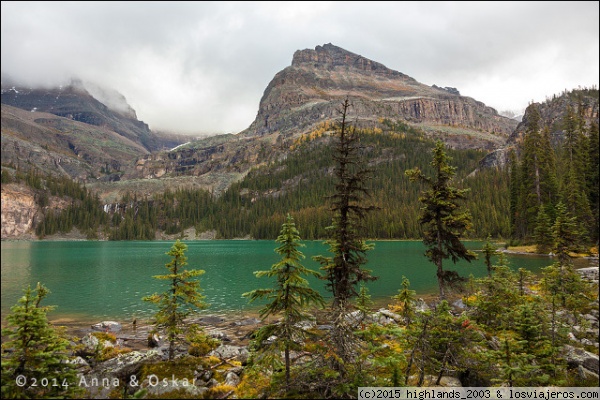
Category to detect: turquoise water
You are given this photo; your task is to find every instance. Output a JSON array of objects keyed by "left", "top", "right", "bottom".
[{"left": 1, "top": 240, "right": 576, "bottom": 322}]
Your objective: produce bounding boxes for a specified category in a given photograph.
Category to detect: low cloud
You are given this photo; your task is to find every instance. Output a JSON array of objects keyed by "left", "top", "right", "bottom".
[{"left": 2, "top": 2, "right": 598, "bottom": 135}]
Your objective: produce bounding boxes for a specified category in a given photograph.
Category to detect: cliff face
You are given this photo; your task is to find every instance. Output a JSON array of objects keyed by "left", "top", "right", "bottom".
[
  {"left": 1, "top": 184, "right": 38, "bottom": 239},
  {"left": 241, "top": 43, "right": 517, "bottom": 145},
  {"left": 478, "top": 88, "right": 599, "bottom": 169}
]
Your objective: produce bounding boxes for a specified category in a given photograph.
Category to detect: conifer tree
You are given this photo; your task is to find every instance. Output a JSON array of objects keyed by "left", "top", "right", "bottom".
[
  {"left": 1, "top": 283, "right": 81, "bottom": 399},
  {"left": 551, "top": 201, "right": 580, "bottom": 263},
  {"left": 405, "top": 140, "right": 477, "bottom": 299},
  {"left": 587, "top": 121, "right": 600, "bottom": 243},
  {"left": 143, "top": 240, "right": 207, "bottom": 361},
  {"left": 481, "top": 235, "right": 498, "bottom": 277},
  {"left": 560, "top": 106, "right": 593, "bottom": 240},
  {"left": 509, "top": 149, "right": 524, "bottom": 238},
  {"left": 534, "top": 205, "right": 553, "bottom": 254},
  {"left": 392, "top": 276, "right": 417, "bottom": 325},
  {"left": 243, "top": 214, "right": 324, "bottom": 389},
  {"left": 313, "top": 97, "right": 377, "bottom": 369}
]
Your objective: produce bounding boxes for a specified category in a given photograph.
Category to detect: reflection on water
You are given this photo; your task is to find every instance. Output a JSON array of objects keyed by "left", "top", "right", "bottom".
[{"left": 1, "top": 240, "right": 590, "bottom": 323}]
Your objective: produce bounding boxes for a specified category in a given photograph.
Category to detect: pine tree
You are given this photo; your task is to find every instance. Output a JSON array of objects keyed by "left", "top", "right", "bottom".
[
  {"left": 1, "top": 283, "right": 82, "bottom": 399},
  {"left": 143, "top": 240, "right": 207, "bottom": 361},
  {"left": 560, "top": 106, "right": 593, "bottom": 241},
  {"left": 509, "top": 149, "right": 524, "bottom": 238},
  {"left": 243, "top": 214, "right": 324, "bottom": 389},
  {"left": 481, "top": 235, "right": 498, "bottom": 277},
  {"left": 534, "top": 205, "right": 553, "bottom": 254},
  {"left": 313, "top": 97, "right": 377, "bottom": 369},
  {"left": 587, "top": 121, "right": 600, "bottom": 243},
  {"left": 551, "top": 202, "right": 580, "bottom": 264},
  {"left": 405, "top": 140, "right": 477, "bottom": 299},
  {"left": 392, "top": 276, "right": 417, "bottom": 325}
]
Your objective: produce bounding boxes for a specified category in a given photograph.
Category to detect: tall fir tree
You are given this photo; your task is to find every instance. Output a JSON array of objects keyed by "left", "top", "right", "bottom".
[
  {"left": 143, "top": 240, "right": 207, "bottom": 361},
  {"left": 534, "top": 204, "right": 553, "bottom": 254},
  {"left": 313, "top": 97, "right": 377, "bottom": 370},
  {"left": 243, "top": 214, "right": 324, "bottom": 390},
  {"left": 587, "top": 121, "right": 600, "bottom": 243},
  {"left": 406, "top": 140, "right": 477, "bottom": 299},
  {"left": 560, "top": 105, "right": 593, "bottom": 240},
  {"left": 509, "top": 149, "right": 524, "bottom": 238},
  {"left": 481, "top": 235, "right": 498, "bottom": 277},
  {"left": 517, "top": 104, "right": 558, "bottom": 238}
]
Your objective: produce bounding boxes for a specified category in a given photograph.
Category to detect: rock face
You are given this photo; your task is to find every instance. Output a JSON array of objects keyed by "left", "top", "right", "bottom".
[
  {"left": 241, "top": 43, "right": 517, "bottom": 144},
  {"left": 478, "top": 88, "right": 599, "bottom": 169},
  {"left": 1, "top": 184, "right": 38, "bottom": 239}
]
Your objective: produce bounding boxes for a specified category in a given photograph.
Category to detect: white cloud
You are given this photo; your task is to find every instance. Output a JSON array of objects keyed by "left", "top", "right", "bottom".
[{"left": 2, "top": 1, "right": 598, "bottom": 134}]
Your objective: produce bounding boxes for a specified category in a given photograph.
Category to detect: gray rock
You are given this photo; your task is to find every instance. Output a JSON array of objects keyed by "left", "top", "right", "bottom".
[
  {"left": 81, "top": 333, "right": 100, "bottom": 350},
  {"left": 207, "top": 329, "right": 230, "bottom": 342},
  {"left": 376, "top": 309, "right": 402, "bottom": 323},
  {"left": 91, "top": 321, "right": 122, "bottom": 333},
  {"left": 563, "top": 345, "right": 600, "bottom": 374},
  {"left": 225, "top": 371, "right": 241, "bottom": 387},
  {"left": 67, "top": 356, "right": 90, "bottom": 371},
  {"left": 294, "top": 320, "right": 316, "bottom": 330},
  {"left": 92, "top": 350, "right": 161, "bottom": 379},
  {"left": 208, "top": 345, "right": 250, "bottom": 364},
  {"left": 234, "top": 317, "right": 261, "bottom": 326},
  {"left": 207, "top": 378, "right": 219, "bottom": 388}
]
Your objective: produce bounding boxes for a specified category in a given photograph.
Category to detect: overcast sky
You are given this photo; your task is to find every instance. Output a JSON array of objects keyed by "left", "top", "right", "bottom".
[{"left": 1, "top": 2, "right": 598, "bottom": 135}]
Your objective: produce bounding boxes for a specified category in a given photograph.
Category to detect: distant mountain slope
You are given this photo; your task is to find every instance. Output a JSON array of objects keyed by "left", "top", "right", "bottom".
[
  {"left": 1, "top": 80, "right": 185, "bottom": 152},
  {"left": 1, "top": 103, "right": 150, "bottom": 181}
]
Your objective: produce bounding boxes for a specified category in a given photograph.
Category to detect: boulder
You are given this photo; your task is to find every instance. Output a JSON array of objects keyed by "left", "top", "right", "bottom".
[
  {"left": 563, "top": 345, "right": 599, "bottom": 374},
  {"left": 225, "top": 371, "right": 241, "bottom": 387},
  {"left": 234, "top": 318, "right": 261, "bottom": 326},
  {"left": 91, "top": 321, "right": 122, "bottom": 333},
  {"left": 92, "top": 350, "right": 161, "bottom": 378},
  {"left": 208, "top": 345, "right": 249, "bottom": 364},
  {"left": 207, "top": 329, "right": 230, "bottom": 342}
]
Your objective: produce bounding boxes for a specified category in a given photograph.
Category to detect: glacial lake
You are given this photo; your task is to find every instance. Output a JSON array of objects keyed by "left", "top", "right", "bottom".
[{"left": 1, "top": 240, "right": 588, "bottom": 323}]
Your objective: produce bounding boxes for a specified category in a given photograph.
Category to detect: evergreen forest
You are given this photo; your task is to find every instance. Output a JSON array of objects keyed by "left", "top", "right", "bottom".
[{"left": 1, "top": 89, "right": 598, "bottom": 253}]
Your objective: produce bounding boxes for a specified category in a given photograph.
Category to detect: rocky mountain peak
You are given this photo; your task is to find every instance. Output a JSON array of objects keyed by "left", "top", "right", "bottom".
[
  {"left": 291, "top": 43, "right": 411, "bottom": 80},
  {"left": 241, "top": 43, "right": 517, "bottom": 143}
]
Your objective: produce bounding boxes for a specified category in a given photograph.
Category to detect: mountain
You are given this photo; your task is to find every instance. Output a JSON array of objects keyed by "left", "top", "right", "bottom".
[
  {"left": 241, "top": 43, "right": 517, "bottom": 146},
  {"left": 1, "top": 80, "right": 187, "bottom": 182},
  {"left": 123, "top": 43, "right": 518, "bottom": 196},
  {"left": 478, "top": 87, "right": 599, "bottom": 169}
]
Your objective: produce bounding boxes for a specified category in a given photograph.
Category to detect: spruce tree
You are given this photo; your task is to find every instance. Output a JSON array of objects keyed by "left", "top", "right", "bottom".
[
  {"left": 405, "top": 140, "right": 477, "bottom": 299},
  {"left": 587, "top": 121, "right": 600, "bottom": 243},
  {"left": 243, "top": 214, "right": 324, "bottom": 389},
  {"left": 392, "top": 276, "right": 416, "bottom": 325},
  {"left": 1, "top": 283, "right": 81, "bottom": 399},
  {"left": 481, "top": 235, "right": 498, "bottom": 277},
  {"left": 509, "top": 149, "right": 524, "bottom": 238},
  {"left": 143, "top": 240, "right": 207, "bottom": 361},
  {"left": 313, "top": 97, "right": 377, "bottom": 369},
  {"left": 534, "top": 205, "right": 553, "bottom": 254}
]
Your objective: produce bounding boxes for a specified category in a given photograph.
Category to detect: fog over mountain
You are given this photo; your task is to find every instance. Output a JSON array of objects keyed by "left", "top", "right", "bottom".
[{"left": 1, "top": 1, "right": 598, "bottom": 135}]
